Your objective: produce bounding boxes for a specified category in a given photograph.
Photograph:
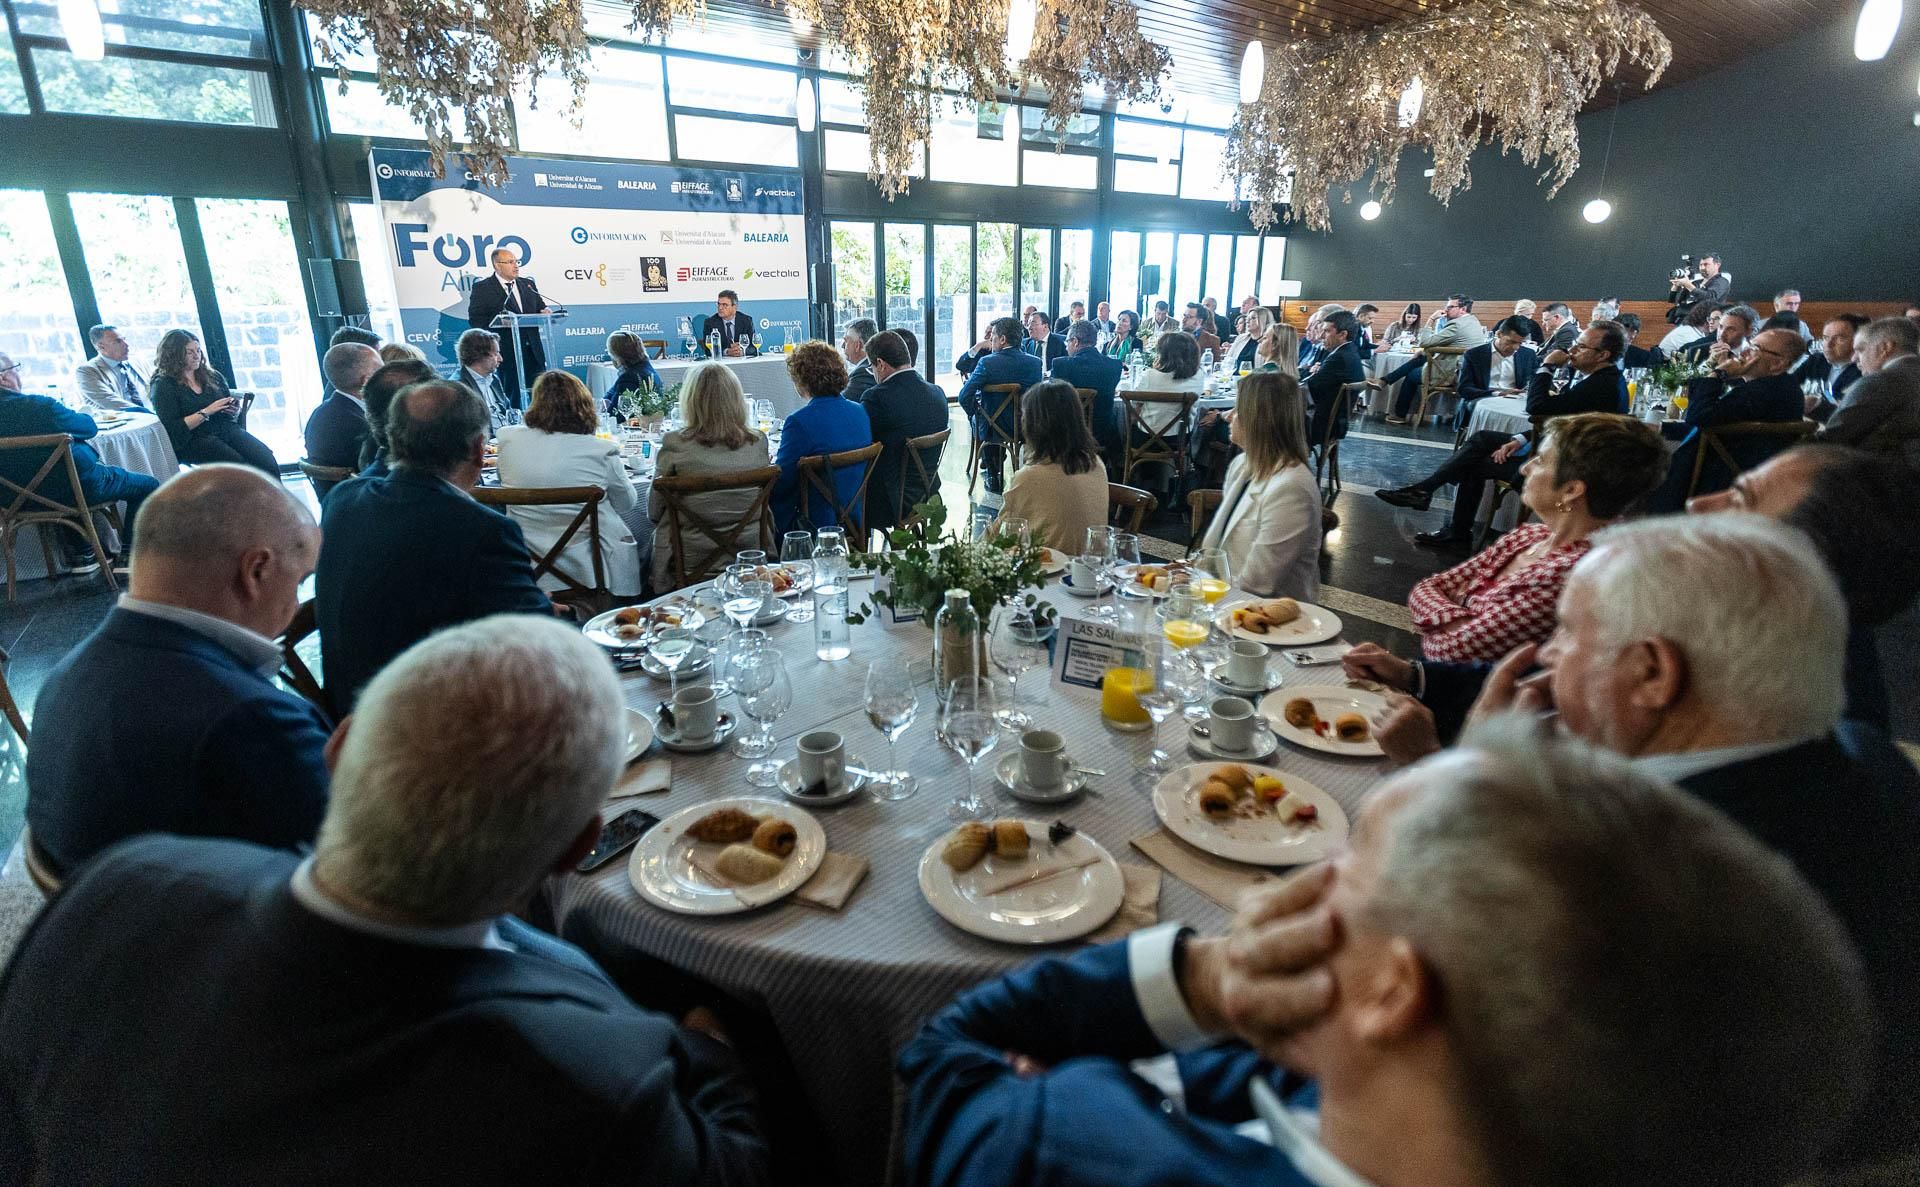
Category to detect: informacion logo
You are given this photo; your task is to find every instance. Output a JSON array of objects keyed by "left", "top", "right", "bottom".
[
  {"left": 570, "top": 226, "right": 590, "bottom": 244},
  {"left": 375, "top": 163, "right": 394, "bottom": 180}
]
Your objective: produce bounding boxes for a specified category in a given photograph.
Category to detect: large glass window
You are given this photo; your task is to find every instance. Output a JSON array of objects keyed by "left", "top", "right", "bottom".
[
  {"left": 1021, "top": 149, "right": 1096, "bottom": 190},
  {"left": 1231, "top": 235, "right": 1262, "bottom": 309},
  {"left": 69, "top": 193, "right": 202, "bottom": 354},
  {"left": 883, "top": 223, "right": 926, "bottom": 337},
  {"left": 1108, "top": 231, "right": 1141, "bottom": 317},
  {"left": 1019, "top": 228, "right": 1051, "bottom": 320},
  {"left": 672, "top": 114, "right": 797, "bottom": 166},
  {"left": 0, "top": 25, "right": 28, "bottom": 113},
  {"left": 1141, "top": 232, "right": 1174, "bottom": 312},
  {"left": 1204, "top": 234, "right": 1235, "bottom": 310},
  {"left": 666, "top": 58, "right": 795, "bottom": 117},
  {"left": 1258, "top": 238, "right": 1290, "bottom": 305},
  {"left": 345, "top": 202, "right": 407, "bottom": 347},
  {"left": 824, "top": 130, "right": 924, "bottom": 178},
  {"left": 929, "top": 103, "right": 1016, "bottom": 186},
  {"left": 933, "top": 224, "right": 970, "bottom": 391},
  {"left": 1179, "top": 130, "right": 1234, "bottom": 202},
  {"left": 1113, "top": 119, "right": 1180, "bottom": 195},
  {"left": 323, "top": 77, "right": 434, "bottom": 139},
  {"left": 515, "top": 48, "right": 667, "bottom": 161},
  {"left": 18, "top": 0, "right": 266, "bottom": 56},
  {"left": 830, "top": 220, "right": 876, "bottom": 335},
  {"left": 31, "top": 49, "right": 277, "bottom": 126},
  {"left": 196, "top": 199, "right": 325, "bottom": 463},
  {"left": 974, "top": 222, "right": 1015, "bottom": 339},
  {"left": 0, "top": 190, "right": 85, "bottom": 396},
  {"left": 1057, "top": 228, "right": 1092, "bottom": 325},
  {"left": 1173, "top": 233, "right": 1204, "bottom": 313}
]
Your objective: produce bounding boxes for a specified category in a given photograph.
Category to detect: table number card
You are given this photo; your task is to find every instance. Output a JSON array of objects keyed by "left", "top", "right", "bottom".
[
  {"left": 870, "top": 570, "right": 924, "bottom": 628},
  {"left": 1052, "top": 612, "right": 1146, "bottom": 691}
]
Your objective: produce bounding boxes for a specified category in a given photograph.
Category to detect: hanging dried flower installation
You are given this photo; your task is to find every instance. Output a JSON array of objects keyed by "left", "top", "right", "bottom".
[{"left": 1224, "top": 0, "right": 1671, "bottom": 232}]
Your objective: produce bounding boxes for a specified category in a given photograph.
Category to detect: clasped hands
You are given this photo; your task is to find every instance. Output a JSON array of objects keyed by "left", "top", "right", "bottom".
[{"left": 1342, "top": 642, "right": 1555, "bottom": 770}]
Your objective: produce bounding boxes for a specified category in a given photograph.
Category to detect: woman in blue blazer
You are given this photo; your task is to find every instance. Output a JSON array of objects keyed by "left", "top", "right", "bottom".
[{"left": 771, "top": 341, "right": 874, "bottom": 535}]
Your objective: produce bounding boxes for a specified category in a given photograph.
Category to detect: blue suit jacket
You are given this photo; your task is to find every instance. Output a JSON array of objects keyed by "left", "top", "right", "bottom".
[
  {"left": 772, "top": 394, "right": 873, "bottom": 535},
  {"left": 1455, "top": 342, "right": 1540, "bottom": 404},
  {"left": 1047, "top": 349, "right": 1125, "bottom": 448},
  {"left": 1669, "top": 371, "right": 1806, "bottom": 499},
  {"left": 1022, "top": 333, "right": 1068, "bottom": 370},
  {"left": 25, "top": 609, "right": 331, "bottom": 877},
  {"left": 316, "top": 468, "right": 552, "bottom": 716},
  {"left": 955, "top": 347, "right": 1042, "bottom": 437},
  {"left": 899, "top": 938, "right": 1319, "bottom": 1187},
  {"left": 0, "top": 391, "right": 118, "bottom": 507},
  {"left": 303, "top": 393, "right": 370, "bottom": 470},
  {"left": 1305, "top": 341, "right": 1365, "bottom": 447}
]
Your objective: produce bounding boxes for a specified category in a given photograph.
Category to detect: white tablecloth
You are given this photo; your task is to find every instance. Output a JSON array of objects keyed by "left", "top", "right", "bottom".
[
  {"left": 587, "top": 354, "right": 804, "bottom": 419},
  {"left": 1465, "top": 395, "right": 1531, "bottom": 436},
  {"left": 14, "top": 412, "right": 178, "bottom": 581},
  {"left": 1366, "top": 349, "right": 1418, "bottom": 380},
  {"left": 547, "top": 580, "right": 1387, "bottom": 1184}
]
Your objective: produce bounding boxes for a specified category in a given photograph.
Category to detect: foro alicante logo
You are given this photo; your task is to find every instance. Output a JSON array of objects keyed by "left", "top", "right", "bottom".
[
  {"left": 391, "top": 225, "right": 531, "bottom": 269},
  {"left": 742, "top": 232, "right": 789, "bottom": 243}
]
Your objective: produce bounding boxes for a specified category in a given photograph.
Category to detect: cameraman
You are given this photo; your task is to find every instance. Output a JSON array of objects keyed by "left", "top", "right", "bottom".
[{"left": 1668, "top": 252, "right": 1730, "bottom": 322}]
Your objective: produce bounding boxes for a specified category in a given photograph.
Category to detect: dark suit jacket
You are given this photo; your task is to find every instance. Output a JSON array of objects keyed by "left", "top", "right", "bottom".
[
  {"left": 1683, "top": 370, "right": 1804, "bottom": 431},
  {"left": 1678, "top": 738, "right": 1920, "bottom": 1165},
  {"left": 900, "top": 937, "right": 1320, "bottom": 1187},
  {"left": 863, "top": 370, "right": 950, "bottom": 531},
  {"left": 1022, "top": 333, "right": 1068, "bottom": 370},
  {"left": 0, "top": 392, "right": 126, "bottom": 508},
  {"left": 24, "top": 609, "right": 331, "bottom": 877},
  {"left": 316, "top": 467, "right": 552, "bottom": 716},
  {"left": 956, "top": 347, "right": 1043, "bottom": 438},
  {"left": 1621, "top": 343, "right": 1666, "bottom": 370},
  {"left": 1049, "top": 349, "right": 1125, "bottom": 449},
  {"left": 1305, "top": 341, "right": 1364, "bottom": 448},
  {"left": 1522, "top": 363, "right": 1627, "bottom": 438},
  {"left": 1456, "top": 343, "right": 1540, "bottom": 404},
  {"left": 842, "top": 359, "right": 877, "bottom": 404},
  {"left": 466, "top": 274, "right": 547, "bottom": 333},
  {"left": 1670, "top": 271, "right": 1731, "bottom": 320},
  {"left": 303, "top": 392, "right": 370, "bottom": 471},
  {"left": 1818, "top": 357, "right": 1920, "bottom": 464},
  {"left": 698, "top": 312, "right": 758, "bottom": 357},
  {"left": 0, "top": 836, "right": 769, "bottom": 1185},
  {"left": 1540, "top": 321, "right": 1578, "bottom": 357}
]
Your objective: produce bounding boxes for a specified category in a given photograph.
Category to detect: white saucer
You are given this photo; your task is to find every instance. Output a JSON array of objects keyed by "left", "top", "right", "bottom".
[
  {"left": 656, "top": 711, "right": 739, "bottom": 753},
  {"left": 993, "top": 752, "right": 1089, "bottom": 803},
  {"left": 1205, "top": 662, "right": 1283, "bottom": 697},
  {"left": 1186, "top": 719, "right": 1280, "bottom": 762},
  {"left": 1060, "top": 572, "right": 1105, "bottom": 598},
  {"left": 777, "top": 753, "right": 871, "bottom": 806}
]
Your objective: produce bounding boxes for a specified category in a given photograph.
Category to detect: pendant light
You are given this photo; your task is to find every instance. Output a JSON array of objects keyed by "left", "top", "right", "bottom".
[
  {"left": 57, "top": 0, "right": 106, "bottom": 61},
  {"left": 1005, "top": 0, "right": 1036, "bottom": 64},
  {"left": 1239, "top": 41, "right": 1265, "bottom": 105},
  {"left": 1854, "top": 0, "right": 1902, "bottom": 61},
  {"left": 796, "top": 76, "right": 818, "bottom": 133}
]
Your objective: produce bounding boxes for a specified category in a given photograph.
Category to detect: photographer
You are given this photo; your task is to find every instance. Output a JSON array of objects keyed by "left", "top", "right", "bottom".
[{"left": 1667, "top": 252, "right": 1731, "bottom": 323}]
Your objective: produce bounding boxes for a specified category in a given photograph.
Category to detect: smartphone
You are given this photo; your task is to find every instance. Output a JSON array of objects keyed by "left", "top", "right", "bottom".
[{"left": 576, "top": 808, "right": 661, "bottom": 873}]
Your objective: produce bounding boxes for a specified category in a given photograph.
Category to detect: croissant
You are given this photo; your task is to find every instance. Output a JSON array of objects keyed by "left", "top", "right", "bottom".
[
  {"left": 752, "top": 817, "right": 797, "bottom": 858},
  {"left": 1212, "top": 764, "right": 1253, "bottom": 792},
  {"left": 687, "top": 808, "right": 760, "bottom": 844},
  {"left": 992, "top": 820, "right": 1030, "bottom": 860},
  {"left": 942, "top": 822, "right": 992, "bottom": 871},
  {"left": 1198, "top": 782, "right": 1236, "bottom": 817},
  {"left": 1283, "top": 699, "right": 1319, "bottom": 729},
  {"left": 1262, "top": 598, "right": 1301, "bottom": 625},
  {"left": 714, "top": 842, "right": 785, "bottom": 884},
  {"left": 1334, "top": 713, "right": 1370, "bottom": 743}
]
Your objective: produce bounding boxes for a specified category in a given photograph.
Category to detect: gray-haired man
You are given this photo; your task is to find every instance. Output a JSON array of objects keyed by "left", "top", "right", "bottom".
[{"left": 842, "top": 317, "right": 879, "bottom": 404}]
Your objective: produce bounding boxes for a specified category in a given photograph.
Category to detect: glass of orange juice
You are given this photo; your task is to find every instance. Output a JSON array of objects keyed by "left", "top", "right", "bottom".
[
  {"left": 1159, "top": 588, "right": 1207, "bottom": 648},
  {"left": 1101, "top": 666, "right": 1153, "bottom": 732}
]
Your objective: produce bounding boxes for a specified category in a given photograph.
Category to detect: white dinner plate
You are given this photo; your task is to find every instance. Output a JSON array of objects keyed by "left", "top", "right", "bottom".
[
  {"left": 583, "top": 601, "right": 707, "bottom": 650},
  {"left": 1035, "top": 547, "right": 1068, "bottom": 576},
  {"left": 1113, "top": 563, "right": 1185, "bottom": 598},
  {"left": 1222, "top": 600, "right": 1343, "bottom": 647},
  {"left": 623, "top": 708, "right": 654, "bottom": 764},
  {"left": 629, "top": 797, "right": 826, "bottom": 914},
  {"left": 1258, "top": 686, "right": 1389, "bottom": 758},
  {"left": 1151, "top": 763, "right": 1349, "bottom": 866},
  {"left": 761, "top": 563, "right": 813, "bottom": 601},
  {"left": 918, "top": 820, "right": 1124, "bottom": 944}
]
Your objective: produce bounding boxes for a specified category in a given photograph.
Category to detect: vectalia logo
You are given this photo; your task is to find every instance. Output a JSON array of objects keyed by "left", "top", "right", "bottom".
[{"left": 742, "top": 232, "right": 790, "bottom": 243}]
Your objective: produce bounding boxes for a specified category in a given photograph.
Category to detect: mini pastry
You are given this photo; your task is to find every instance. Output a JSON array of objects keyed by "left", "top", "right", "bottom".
[
  {"left": 943, "top": 822, "right": 992, "bottom": 871},
  {"left": 1283, "top": 698, "right": 1319, "bottom": 729},
  {"left": 991, "top": 820, "right": 1030, "bottom": 860},
  {"left": 1262, "top": 598, "right": 1301, "bottom": 625},
  {"left": 1212, "top": 764, "right": 1253, "bottom": 792},
  {"left": 752, "top": 817, "right": 797, "bottom": 858},
  {"left": 714, "top": 842, "right": 785, "bottom": 884},
  {"left": 687, "top": 807, "right": 760, "bottom": 844},
  {"left": 613, "top": 607, "right": 643, "bottom": 626},
  {"left": 613, "top": 623, "right": 646, "bottom": 641},
  {"left": 1198, "top": 783, "right": 1236, "bottom": 817},
  {"left": 1334, "top": 713, "right": 1369, "bottom": 743},
  {"left": 1234, "top": 608, "right": 1270, "bottom": 635}
]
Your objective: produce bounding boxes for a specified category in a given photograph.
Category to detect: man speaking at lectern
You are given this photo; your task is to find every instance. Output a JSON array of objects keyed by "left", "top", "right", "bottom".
[
  {"left": 467, "top": 247, "right": 549, "bottom": 404},
  {"left": 700, "top": 290, "right": 758, "bottom": 358}
]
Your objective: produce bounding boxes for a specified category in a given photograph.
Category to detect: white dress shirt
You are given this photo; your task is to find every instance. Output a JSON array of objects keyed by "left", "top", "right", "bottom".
[
  {"left": 1487, "top": 349, "right": 1516, "bottom": 392},
  {"left": 117, "top": 594, "right": 281, "bottom": 677},
  {"left": 290, "top": 856, "right": 508, "bottom": 950},
  {"left": 1631, "top": 738, "right": 1804, "bottom": 784}
]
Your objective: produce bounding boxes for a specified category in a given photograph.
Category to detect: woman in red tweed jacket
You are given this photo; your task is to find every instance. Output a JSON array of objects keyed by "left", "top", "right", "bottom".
[{"left": 1409, "top": 413, "right": 1667, "bottom": 664}]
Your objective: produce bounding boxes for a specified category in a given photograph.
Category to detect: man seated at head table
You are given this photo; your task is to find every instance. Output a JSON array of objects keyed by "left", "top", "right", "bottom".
[
  {"left": 1349, "top": 513, "right": 1920, "bottom": 1169},
  {"left": 316, "top": 381, "right": 552, "bottom": 717},
  {"left": 24, "top": 465, "right": 331, "bottom": 881},
  {"left": 899, "top": 718, "right": 1876, "bottom": 1187},
  {"left": 0, "top": 616, "right": 769, "bottom": 1184},
  {"left": 72, "top": 322, "right": 151, "bottom": 411}
]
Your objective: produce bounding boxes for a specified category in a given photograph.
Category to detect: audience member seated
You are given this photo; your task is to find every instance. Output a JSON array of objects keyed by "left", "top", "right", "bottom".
[
  {"left": 860, "top": 330, "right": 948, "bottom": 532},
  {"left": 1798, "top": 313, "right": 1866, "bottom": 416},
  {"left": 1303, "top": 310, "right": 1364, "bottom": 449},
  {"left": 898, "top": 717, "right": 1874, "bottom": 1187},
  {"left": 1350, "top": 302, "right": 1379, "bottom": 358},
  {"left": 1657, "top": 296, "right": 1717, "bottom": 354},
  {"left": 1196, "top": 371, "right": 1320, "bottom": 601},
  {"left": 1022, "top": 311, "right": 1067, "bottom": 370},
  {"left": 1182, "top": 302, "right": 1222, "bottom": 356},
  {"left": 1507, "top": 297, "right": 1543, "bottom": 345},
  {"left": 772, "top": 341, "right": 872, "bottom": 535},
  {"left": 1817, "top": 315, "right": 1920, "bottom": 463},
  {"left": 72, "top": 323, "right": 150, "bottom": 411},
  {"left": 1294, "top": 304, "right": 1344, "bottom": 371},
  {"left": 378, "top": 342, "right": 425, "bottom": 366},
  {"left": 647, "top": 363, "right": 772, "bottom": 590},
  {"left": 455, "top": 327, "right": 514, "bottom": 432},
  {"left": 1383, "top": 301, "right": 1421, "bottom": 350},
  {"left": 358, "top": 358, "right": 435, "bottom": 477},
  {"left": 1221, "top": 305, "right": 1272, "bottom": 371},
  {"left": 1772, "top": 287, "right": 1815, "bottom": 339},
  {"left": 316, "top": 381, "right": 551, "bottom": 715},
  {"left": 1054, "top": 301, "right": 1086, "bottom": 335},
  {"left": 840, "top": 318, "right": 878, "bottom": 403},
  {"left": 1536, "top": 301, "right": 1580, "bottom": 357},
  {"left": 0, "top": 616, "right": 769, "bottom": 1183},
  {"left": 1253, "top": 323, "right": 1300, "bottom": 376},
  {"left": 304, "top": 342, "right": 379, "bottom": 474},
  {"left": 149, "top": 328, "right": 278, "bottom": 477},
  {"left": 1453, "top": 317, "right": 1538, "bottom": 429},
  {"left": 1091, "top": 300, "right": 1116, "bottom": 337},
  {"left": 494, "top": 371, "right": 640, "bottom": 598},
  {"left": 328, "top": 325, "right": 382, "bottom": 349},
  {"left": 1379, "top": 294, "right": 1487, "bottom": 422},
  {"left": 988, "top": 380, "right": 1107, "bottom": 553},
  {"left": 1677, "top": 302, "right": 1756, "bottom": 366},
  {"left": 1615, "top": 312, "right": 1665, "bottom": 369},
  {"left": 1204, "top": 296, "right": 1233, "bottom": 341},
  {"left": 1124, "top": 331, "right": 1205, "bottom": 455},
  {"left": 1649, "top": 326, "right": 1809, "bottom": 511},
  {"left": 1048, "top": 319, "right": 1124, "bottom": 454},
  {"left": 956, "top": 317, "right": 1042, "bottom": 495},
  {"left": 603, "top": 330, "right": 662, "bottom": 414},
  {"left": 1405, "top": 413, "right": 1665, "bottom": 663},
  {"left": 24, "top": 465, "right": 329, "bottom": 879},
  {"left": 0, "top": 349, "right": 161, "bottom": 572},
  {"left": 1102, "top": 310, "right": 1145, "bottom": 360},
  {"left": 1377, "top": 323, "right": 1634, "bottom": 547}
]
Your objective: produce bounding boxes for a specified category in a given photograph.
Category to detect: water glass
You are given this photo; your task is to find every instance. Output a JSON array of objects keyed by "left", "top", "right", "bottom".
[
  {"left": 989, "top": 603, "right": 1054, "bottom": 731},
  {"left": 650, "top": 626, "right": 700, "bottom": 698},
  {"left": 995, "top": 518, "right": 1032, "bottom": 551},
  {"left": 721, "top": 566, "right": 773, "bottom": 630},
  {"left": 938, "top": 676, "right": 999, "bottom": 822},
  {"left": 781, "top": 530, "right": 816, "bottom": 623},
  {"left": 730, "top": 650, "right": 792, "bottom": 782},
  {"left": 735, "top": 549, "right": 768, "bottom": 569},
  {"left": 863, "top": 658, "right": 922, "bottom": 801},
  {"left": 1134, "top": 640, "right": 1184, "bottom": 787}
]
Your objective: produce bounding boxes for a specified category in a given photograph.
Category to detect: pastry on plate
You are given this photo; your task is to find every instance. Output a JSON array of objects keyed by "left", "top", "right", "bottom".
[
  {"left": 1198, "top": 782, "right": 1236, "bottom": 817},
  {"left": 1283, "top": 698, "right": 1320, "bottom": 729},
  {"left": 1334, "top": 713, "right": 1369, "bottom": 743},
  {"left": 613, "top": 607, "right": 643, "bottom": 626},
  {"left": 943, "top": 822, "right": 993, "bottom": 871},
  {"left": 752, "top": 817, "right": 797, "bottom": 858},
  {"left": 1212, "top": 763, "right": 1253, "bottom": 792},
  {"left": 714, "top": 842, "right": 785, "bottom": 884},
  {"left": 688, "top": 808, "right": 760, "bottom": 844},
  {"left": 991, "top": 820, "right": 1030, "bottom": 860}
]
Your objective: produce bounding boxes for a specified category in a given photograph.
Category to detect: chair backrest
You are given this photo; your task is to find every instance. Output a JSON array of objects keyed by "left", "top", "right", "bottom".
[
  {"left": 642, "top": 339, "right": 668, "bottom": 360},
  {"left": 1421, "top": 345, "right": 1471, "bottom": 389},
  {"left": 235, "top": 390, "right": 257, "bottom": 430},
  {"left": 897, "top": 427, "right": 950, "bottom": 532},
  {"left": 979, "top": 384, "right": 1024, "bottom": 450},
  {"left": 1320, "top": 380, "right": 1368, "bottom": 453},
  {"left": 472, "top": 484, "right": 609, "bottom": 599},
  {"left": 1073, "top": 387, "right": 1098, "bottom": 431},
  {"left": 298, "top": 458, "right": 353, "bottom": 501},
  {"left": 1687, "top": 420, "right": 1817, "bottom": 499},
  {"left": 797, "top": 440, "right": 885, "bottom": 544},
  {"left": 1121, "top": 391, "right": 1199, "bottom": 453},
  {"left": 1186, "top": 488, "right": 1223, "bottom": 555},
  {"left": 0, "top": 434, "right": 88, "bottom": 523},
  {"left": 1107, "top": 482, "right": 1157, "bottom": 533},
  {"left": 275, "top": 598, "right": 326, "bottom": 713},
  {"left": 652, "top": 464, "right": 780, "bottom": 590}
]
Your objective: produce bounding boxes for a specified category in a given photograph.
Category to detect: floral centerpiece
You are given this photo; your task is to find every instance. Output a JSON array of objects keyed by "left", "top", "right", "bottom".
[
  {"left": 1647, "top": 353, "right": 1710, "bottom": 404},
  {"left": 616, "top": 380, "right": 680, "bottom": 427},
  {"left": 847, "top": 495, "right": 1055, "bottom": 629}
]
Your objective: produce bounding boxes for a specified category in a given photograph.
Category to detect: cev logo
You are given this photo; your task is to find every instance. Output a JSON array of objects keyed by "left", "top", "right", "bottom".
[
  {"left": 571, "top": 226, "right": 590, "bottom": 244},
  {"left": 391, "top": 225, "right": 532, "bottom": 269}
]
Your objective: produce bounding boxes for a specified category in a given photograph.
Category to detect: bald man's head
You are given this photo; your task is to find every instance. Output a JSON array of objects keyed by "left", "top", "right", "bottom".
[
  {"left": 322, "top": 343, "right": 380, "bottom": 398},
  {"left": 387, "top": 381, "right": 489, "bottom": 475},
  {"left": 132, "top": 465, "right": 318, "bottom": 637}
]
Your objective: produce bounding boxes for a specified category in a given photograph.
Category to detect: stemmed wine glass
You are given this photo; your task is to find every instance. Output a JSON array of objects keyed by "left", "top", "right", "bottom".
[
  {"left": 729, "top": 649, "right": 792, "bottom": 785},
  {"left": 781, "top": 530, "right": 815, "bottom": 623},
  {"left": 863, "top": 658, "right": 922, "bottom": 801},
  {"left": 650, "top": 626, "right": 699, "bottom": 699},
  {"left": 1081, "top": 525, "right": 1118, "bottom": 620},
  {"left": 989, "top": 603, "right": 1054, "bottom": 731},
  {"left": 938, "top": 676, "right": 999, "bottom": 822},
  {"left": 721, "top": 565, "right": 772, "bottom": 633},
  {"left": 1189, "top": 545, "right": 1233, "bottom": 609},
  {"left": 995, "top": 518, "right": 1031, "bottom": 550},
  {"left": 1134, "top": 638, "right": 1184, "bottom": 788}
]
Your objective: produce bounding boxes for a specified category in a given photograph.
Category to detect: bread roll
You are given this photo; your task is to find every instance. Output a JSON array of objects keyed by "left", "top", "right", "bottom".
[
  {"left": 752, "top": 817, "right": 797, "bottom": 858},
  {"left": 1334, "top": 713, "right": 1369, "bottom": 742},
  {"left": 714, "top": 843, "right": 785, "bottom": 884},
  {"left": 942, "top": 822, "right": 992, "bottom": 871},
  {"left": 992, "top": 820, "right": 1030, "bottom": 860},
  {"left": 1263, "top": 598, "right": 1300, "bottom": 625},
  {"left": 688, "top": 808, "right": 760, "bottom": 843}
]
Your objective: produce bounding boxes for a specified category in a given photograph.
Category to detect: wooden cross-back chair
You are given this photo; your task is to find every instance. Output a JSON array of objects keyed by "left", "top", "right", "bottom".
[
  {"left": 1475, "top": 415, "right": 1549, "bottom": 552},
  {"left": 1313, "top": 381, "right": 1368, "bottom": 507},
  {"left": 966, "top": 383, "right": 1024, "bottom": 494},
  {"left": 1412, "top": 345, "right": 1470, "bottom": 428},
  {"left": 651, "top": 465, "right": 780, "bottom": 591},
  {"left": 895, "top": 428, "right": 950, "bottom": 535},
  {"left": 1120, "top": 391, "right": 1199, "bottom": 489},
  {"left": 1072, "top": 387, "right": 1098, "bottom": 433},
  {"left": 1186, "top": 488, "right": 1223, "bottom": 556},
  {"left": 797, "top": 441, "right": 884, "bottom": 548},
  {"left": 275, "top": 598, "right": 327, "bottom": 714},
  {"left": 0, "top": 434, "right": 120, "bottom": 603},
  {"left": 1684, "top": 420, "right": 1817, "bottom": 501},
  {"left": 1107, "top": 482, "right": 1157, "bottom": 533},
  {"left": 473, "top": 484, "right": 613, "bottom": 613},
  {"left": 298, "top": 459, "right": 353, "bottom": 503}
]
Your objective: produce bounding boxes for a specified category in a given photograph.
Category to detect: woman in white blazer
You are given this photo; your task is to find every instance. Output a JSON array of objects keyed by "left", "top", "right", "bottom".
[
  {"left": 493, "top": 370, "right": 642, "bottom": 597},
  {"left": 1199, "top": 370, "right": 1321, "bottom": 601}
]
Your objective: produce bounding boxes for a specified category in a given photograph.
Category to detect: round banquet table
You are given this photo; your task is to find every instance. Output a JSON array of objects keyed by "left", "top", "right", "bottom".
[
  {"left": 546, "top": 577, "right": 1389, "bottom": 1185},
  {"left": 587, "top": 354, "right": 804, "bottom": 419},
  {"left": 1365, "top": 348, "right": 1418, "bottom": 381},
  {"left": 13, "top": 411, "right": 179, "bottom": 581},
  {"left": 1464, "top": 394, "right": 1532, "bottom": 436}
]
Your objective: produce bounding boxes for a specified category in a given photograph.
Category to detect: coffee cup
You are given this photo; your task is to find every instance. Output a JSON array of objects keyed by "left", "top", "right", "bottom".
[
  {"left": 797, "top": 730, "right": 846, "bottom": 792},
  {"left": 1019, "top": 729, "right": 1073, "bottom": 790},
  {"left": 1069, "top": 555, "right": 1101, "bottom": 591},
  {"left": 673, "top": 686, "right": 719, "bottom": 741},
  {"left": 1224, "top": 640, "right": 1270, "bottom": 688},
  {"left": 1208, "top": 696, "right": 1256, "bottom": 752}
]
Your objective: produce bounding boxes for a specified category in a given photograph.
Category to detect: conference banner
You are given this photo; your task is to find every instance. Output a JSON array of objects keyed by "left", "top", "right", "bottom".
[{"left": 367, "top": 147, "right": 809, "bottom": 376}]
